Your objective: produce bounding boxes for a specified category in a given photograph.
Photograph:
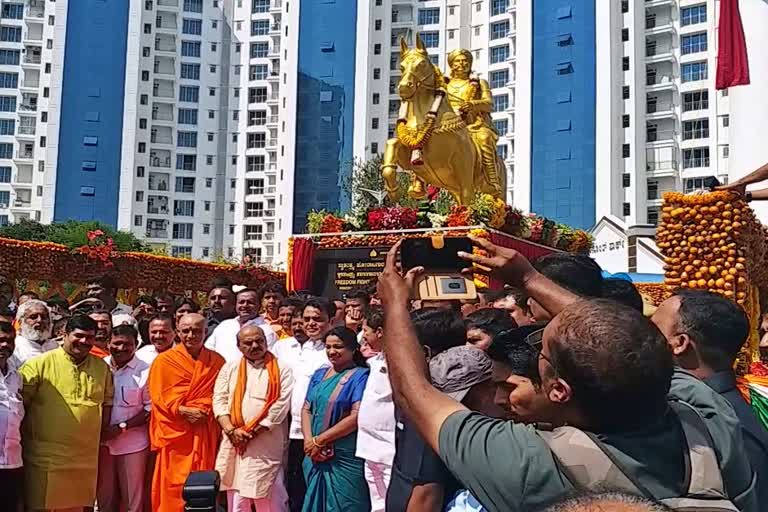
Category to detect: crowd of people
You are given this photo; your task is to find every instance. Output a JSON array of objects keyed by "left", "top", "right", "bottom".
[{"left": 0, "top": 235, "right": 767, "bottom": 512}]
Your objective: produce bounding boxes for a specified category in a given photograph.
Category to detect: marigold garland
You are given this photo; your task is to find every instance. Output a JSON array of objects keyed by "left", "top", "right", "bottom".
[{"left": 396, "top": 116, "right": 436, "bottom": 150}]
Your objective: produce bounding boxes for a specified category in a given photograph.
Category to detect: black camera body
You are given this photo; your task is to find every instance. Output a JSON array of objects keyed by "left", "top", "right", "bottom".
[{"left": 183, "top": 471, "right": 221, "bottom": 512}]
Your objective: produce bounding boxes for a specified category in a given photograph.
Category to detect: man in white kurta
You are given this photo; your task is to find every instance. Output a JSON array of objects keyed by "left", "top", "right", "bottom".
[{"left": 213, "top": 324, "right": 295, "bottom": 512}]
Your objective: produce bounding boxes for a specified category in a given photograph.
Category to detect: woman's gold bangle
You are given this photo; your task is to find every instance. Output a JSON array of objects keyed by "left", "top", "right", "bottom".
[{"left": 312, "top": 436, "right": 325, "bottom": 448}]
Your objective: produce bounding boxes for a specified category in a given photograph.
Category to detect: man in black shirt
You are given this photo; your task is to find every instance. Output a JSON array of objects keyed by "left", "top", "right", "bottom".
[{"left": 386, "top": 308, "right": 465, "bottom": 512}]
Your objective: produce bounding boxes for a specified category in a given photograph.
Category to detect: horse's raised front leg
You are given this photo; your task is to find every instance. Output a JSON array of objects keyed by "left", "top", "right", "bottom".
[
  {"left": 382, "top": 138, "right": 402, "bottom": 202},
  {"left": 407, "top": 175, "right": 427, "bottom": 199}
]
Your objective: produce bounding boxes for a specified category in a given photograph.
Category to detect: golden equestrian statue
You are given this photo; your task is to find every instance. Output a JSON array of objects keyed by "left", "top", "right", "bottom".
[{"left": 381, "top": 37, "right": 506, "bottom": 205}]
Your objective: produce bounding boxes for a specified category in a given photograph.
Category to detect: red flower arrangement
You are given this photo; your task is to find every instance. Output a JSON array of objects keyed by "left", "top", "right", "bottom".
[
  {"left": 80, "top": 230, "right": 115, "bottom": 267},
  {"left": 367, "top": 206, "right": 418, "bottom": 231},
  {"left": 446, "top": 205, "right": 472, "bottom": 227},
  {"left": 320, "top": 214, "right": 346, "bottom": 233}
]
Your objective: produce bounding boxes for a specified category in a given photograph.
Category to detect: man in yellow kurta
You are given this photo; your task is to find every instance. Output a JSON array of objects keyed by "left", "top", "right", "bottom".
[
  {"left": 20, "top": 314, "right": 114, "bottom": 511},
  {"left": 214, "top": 324, "right": 294, "bottom": 511}
]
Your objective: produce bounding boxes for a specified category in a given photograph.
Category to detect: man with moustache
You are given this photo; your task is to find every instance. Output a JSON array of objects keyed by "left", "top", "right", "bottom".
[
  {"left": 13, "top": 299, "right": 56, "bottom": 364},
  {"left": 148, "top": 313, "right": 225, "bottom": 512},
  {"left": 136, "top": 313, "right": 176, "bottom": 366},
  {"left": 98, "top": 324, "right": 151, "bottom": 512},
  {"left": 206, "top": 288, "right": 278, "bottom": 362},
  {"left": 214, "top": 325, "right": 295, "bottom": 511},
  {"left": 0, "top": 320, "right": 23, "bottom": 511},
  {"left": 20, "top": 314, "right": 114, "bottom": 511},
  {"left": 89, "top": 309, "right": 113, "bottom": 358},
  {"left": 206, "top": 286, "right": 236, "bottom": 339}
]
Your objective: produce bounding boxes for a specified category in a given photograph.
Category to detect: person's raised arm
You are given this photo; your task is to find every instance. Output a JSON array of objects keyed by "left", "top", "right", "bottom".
[
  {"left": 377, "top": 242, "right": 466, "bottom": 454},
  {"left": 459, "top": 235, "right": 580, "bottom": 318},
  {"left": 717, "top": 161, "right": 768, "bottom": 195}
]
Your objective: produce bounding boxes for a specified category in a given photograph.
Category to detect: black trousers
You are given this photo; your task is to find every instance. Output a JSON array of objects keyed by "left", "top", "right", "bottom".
[
  {"left": 286, "top": 439, "right": 307, "bottom": 512},
  {"left": 0, "top": 467, "right": 23, "bottom": 512}
]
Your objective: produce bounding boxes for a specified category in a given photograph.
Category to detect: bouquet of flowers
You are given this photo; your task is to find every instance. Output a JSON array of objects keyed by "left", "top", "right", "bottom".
[
  {"left": 79, "top": 230, "right": 116, "bottom": 267},
  {"left": 306, "top": 210, "right": 346, "bottom": 234},
  {"left": 367, "top": 206, "right": 418, "bottom": 231},
  {"left": 469, "top": 194, "right": 506, "bottom": 228},
  {"left": 446, "top": 205, "right": 472, "bottom": 227}
]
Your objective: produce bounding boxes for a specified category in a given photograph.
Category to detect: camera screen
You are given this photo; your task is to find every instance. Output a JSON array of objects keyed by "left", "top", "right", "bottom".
[
  {"left": 440, "top": 277, "right": 467, "bottom": 294},
  {"left": 401, "top": 237, "right": 472, "bottom": 272}
]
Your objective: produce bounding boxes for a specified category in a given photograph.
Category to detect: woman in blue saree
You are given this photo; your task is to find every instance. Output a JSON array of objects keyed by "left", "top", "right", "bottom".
[{"left": 301, "top": 326, "right": 370, "bottom": 511}]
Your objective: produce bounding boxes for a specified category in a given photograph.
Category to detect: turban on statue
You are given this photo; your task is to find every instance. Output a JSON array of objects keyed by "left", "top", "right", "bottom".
[{"left": 447, "top": 49, "right": 473, "bottom": 68}]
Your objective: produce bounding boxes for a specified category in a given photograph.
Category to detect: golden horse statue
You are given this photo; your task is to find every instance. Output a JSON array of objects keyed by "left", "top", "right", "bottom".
[{"left": 381, "top": 37, "right": 506, "bottom": 205}]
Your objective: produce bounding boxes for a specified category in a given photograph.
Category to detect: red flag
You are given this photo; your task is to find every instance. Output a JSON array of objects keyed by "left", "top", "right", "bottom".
[{"left": 716, "top": 0, "right": 750, "bottom": 89}]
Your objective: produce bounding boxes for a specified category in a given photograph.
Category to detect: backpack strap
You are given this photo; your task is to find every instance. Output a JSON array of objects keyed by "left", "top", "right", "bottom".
[
  {"left": 668, "top": 400, "right": 727, "bottom": 497},
  {"left": 538, "top": 427, "right": 644, "bottom": 495}
]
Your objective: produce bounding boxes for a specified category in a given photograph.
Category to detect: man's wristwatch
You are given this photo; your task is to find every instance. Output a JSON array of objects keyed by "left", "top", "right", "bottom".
[
  {"left": 119, "top": 422, "right": 128, "bottom": 433},
  {"left": 746, "top": 191, "right": 754, "bottom": 202}
]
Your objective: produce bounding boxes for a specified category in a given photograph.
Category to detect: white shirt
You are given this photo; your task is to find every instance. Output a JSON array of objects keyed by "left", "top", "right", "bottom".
[
  {"left": 205, "top": 317, "right": 278, "bottom": 364},
  {"left": 135, "top": 344, "right": 169, "bottom": 366},
  {"left": 111, "top": 303, "right": 133, "bottom": 317},
  {"left": 13, "top": 335, "right": 59, "bottom": 365},
  {"left": 355, "top": 352, "right": 396, "bottom": 465},
  {"left": 271, "top": 337, "right": 329, "bottom": 439},
  {"left": 103, "top": 355, "right": 151, "bottom": 456},
  {"left": 0, "top": 355, "right": 23, "bottom": 469}
]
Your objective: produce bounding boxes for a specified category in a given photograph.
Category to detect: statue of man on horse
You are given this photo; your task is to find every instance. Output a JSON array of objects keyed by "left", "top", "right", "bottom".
[{"left": 380, "top": 36, "right": 507, "bottom": 205}]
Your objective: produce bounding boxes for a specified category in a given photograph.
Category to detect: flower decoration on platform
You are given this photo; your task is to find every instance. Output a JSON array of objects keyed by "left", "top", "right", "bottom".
[
  {"left": 469, "top": 194, "right": 507, "bottom": 229},
  {"left": 79, "top": 230, "right": 116, "bottom": 267},
  {"left": 367, "top": 206, "right": 418, "bottom": 231}
]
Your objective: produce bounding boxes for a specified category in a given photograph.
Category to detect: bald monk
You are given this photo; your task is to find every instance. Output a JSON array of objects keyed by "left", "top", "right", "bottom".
[{"left": 148, "top": 312, "right": 225, "bottom": 512}]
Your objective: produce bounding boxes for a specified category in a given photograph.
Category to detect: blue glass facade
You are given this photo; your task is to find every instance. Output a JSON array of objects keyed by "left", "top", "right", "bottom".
[
  {"left": 292, "top": 0, "right": 358, "bottom": 232},
  {"left": 53, "top": 0, "right": 130, "bottom": 224},
  {"left": 530, "top": 1, "right": 596, "bottom": 229}
]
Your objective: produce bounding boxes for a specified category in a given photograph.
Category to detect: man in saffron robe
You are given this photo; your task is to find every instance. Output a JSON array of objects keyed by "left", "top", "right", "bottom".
[{"left": 148, "top": 312, "right": 225, "bottom": 512}]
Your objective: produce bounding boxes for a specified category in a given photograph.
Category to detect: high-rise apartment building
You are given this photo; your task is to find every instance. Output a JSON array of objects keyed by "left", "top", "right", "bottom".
[{"left": 0, "top": 0, "right": 59, "bottom": 226}]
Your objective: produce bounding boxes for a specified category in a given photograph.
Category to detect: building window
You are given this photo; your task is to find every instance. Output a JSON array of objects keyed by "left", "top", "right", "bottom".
[
  {"left": 144, "top": 23, "right": 152, "bottom": 34},
  {"left": 0, "top": 26, "right": 21, "bottom": 42},
  {"left": 134, "top": 215, "right": 143, "bottom": 227},
  {"left": 135, "top": 191, "right": 144, "bottom": 202},
  {"left": 371, "top": 118, "right": 379, "bottom": 130},
  {"left": 623, "top": 203, "right": 631, "bottom": 216},
  {"left": 0, "top": 49, "right": 20, "bottom": 65},
  {"left": 171, "top": 246, "right": 193, "bottom": 258},
  {"left": 373, "top": 68, "right": 381, "bottom": 79},
  {"left": 682, "top": 90, "right": 708, "bottom": 112},
  {"left": 181, "top": 41, "right": 201, "bottom": 57},
  {"left": 246, "top": 132, "right": 266, "bottom": 149},
  {"left": 175, "top": 176, "right": 196, "bottom": 193},
  {"left": 0, "top": 119, "right": 17, "bottom": 135},
  {"left": 250, "top": 42, "right": 269, "bottom": 58},
  {"left": 493, "top": 119, "right": 508, "bottom": 135},
  {"left": 203, "top": 224, "right": 210, "bottom": 234},
  {"left": 489, "top": 45, "right": 509, "bottom": 64},
  {"left": 136, "top": 166, "right": 145, "bottom": 177},
  {"left": 492, "top": 94, "right": 509, "bottom": 112},
  {"left": 180, "top": 63, "right": 201, "bottom": 80},
  {"left": 419, "top": 31, "right": 439, "bottom": 48},
  {"left": 0, "top": 167, "right": 9, "bottom": 183},
  {"left": 174, "top": 200, "right": 195, "bottom": 216},
  {"left": 0, "top": 96, "right": 16, "bottom": 112},
  {"left": 418, "top": 8, "right": 440, "bottom": 25},
  {"left": 722, "top": 115, "right": 730, "bottom": 127},
  {"left": 0, "top": 143, "right": 12, "bottom": 159},
  {"left": 622, "top": 57, "right": 630, "bottom": 71},
  {"left": 171, "top": 223, "right": 195, "bottom": 242},
  {"left": 683, "top": 147, "right": 710, "bottom": 169},
  {"left": 182, "top": 18, "right": 202, "bottom": 35},
  {"left": 252, "top": 0, "right": 269, "bottom": 13},
  {"left": 722, "top": 145, "right": 730, "bottom": 158},
  {"left": 491, "top": 0, "right": 508, "bottom": 16},
  {"left": 682, "top": 119, "right": 709, "bottom": 140},
  {"left": 681, "top": 4, "right": 707, "bottom": 26},
  {"left": 138, "top": 142, "right": 146, "bottom": 153},
  {"left": 249, "top": 64, "right": 268, "bottom": 80},
  {"left": 372, "top": 93, "right": 380, "bottom": 105},
  {"left": 622, "top": 114, "right": 630, "bottom": 128},
  {"left": 622, "top": 144, "right": 630, "bottom": 158},
  {"left": 374, "top": 19, "right": 382, "bottom": 30},
  {"left": 556, "top": 62, "right": 573, "bottom": 75},
  {"left": 621, "top": 28, "right": 629, "bottom": 42},
  {"left": 183, "top": 0, "right": 203, "bottom": 13},
  {"left": 179, "top": 85, "right": 200, "bottom": 102},
  {"left": 371, "top": 142, "right": 379, "bottom": 154},
  {"left": 251, "top": 19, "right": 269, "bottom": 35},
  {"left": 178, "top": 108, "right": 198, "bottom": 125},
  {"left": 1, "top": 3, "right": 24, "bottom": 19},
  {"left": 489, "top": 69, "right": 509, "bottom": 89},
  {"left": 176, "top": 154, "right": 197, "bottom": 170},
  {"left": 622, "top": 85, "right": 630, "bottom": 99},
  {"left": 621, "top": 0, "right": 628, "bottom": 13},
  {"left": 0, "top": 72, "right": 18, "bottom": 88},
  {"left": 681, "top": 32, "right": 707, "bottom": 55},
  {"left": 682, "top": 62, "right": 708, "bottom": 83},
  {"left": 622, "top": 173, "right": 630, "bottom": 187},
  {"left": 489, "top": 20, "right": 509, "bottom": 40}
]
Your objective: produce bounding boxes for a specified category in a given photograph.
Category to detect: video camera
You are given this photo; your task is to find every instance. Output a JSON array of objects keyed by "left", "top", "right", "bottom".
[{"left": 183, "top": 471, "right": 221, "bottom": 512}]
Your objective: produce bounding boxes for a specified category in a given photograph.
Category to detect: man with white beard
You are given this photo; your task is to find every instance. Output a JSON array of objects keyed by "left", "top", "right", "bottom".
[{"left": 13, "top": 299, "right": 57, "bottom": 364}]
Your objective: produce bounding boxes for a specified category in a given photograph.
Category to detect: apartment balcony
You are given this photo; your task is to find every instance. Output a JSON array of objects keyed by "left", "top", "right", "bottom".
[
  {"left": 266, "top": 92, "right": 279, "bottom": 104},
  {"left": 266, "top": 138, "right": 278, "bottom": 147},
  {"left": 150, "top": 134, "right": 173, "bottom": 145},
  {"left": 152, "top": 80, "right": 174, "bottom": 99},
  {"left": 270, "top": 0, "right": 282, "bottom": 12},
  {"left": 25, "top": 3, "right": 45, "bottom": 19},
  {"left": 646, "top": 73, "right": 677, "bottom": 92},
  {"left": 645, "top": 11, "right": 673, "bottom": 35},
  {"left": 147, "top": 205, "right": 170, "bottom": 216},
  {"left": 269, "top": 22, "right": 281, "bottom": 34},
  {"left": 391, "top": 16, "right": 413, "bottom": 29},
  {"left": 646, "top": 160, "right": 679, "bottom": 178},
  {"left": 645, "top": 42, "right": 675, "bottom": 64},
  {"left": 15, "top": 125, "right": 35, "bottom": 138},
  {"left": 645, "top": 0, "right": 674, "bottom": 7},
  {"left": 152, "top": 104, "right": 174, "bottom": 122},
  {"left": 14, "top": 165, "right": 33, "bottom": 184},
  {"left": 145, "top": 228, "right": 168, "bottom": 239},
  {"left": 22, "top": 48, "right": 42, "bottom": 66},
  {"left": 21, "top": 77, "right": 39, "bottom": 89},
  {"left": 150, "top": 150, "right": 172, "bottom": 168},
  {"left": 148, "top": 173, "right": 170, "bottom": 191},
  {"left": 247, "top": 209, "right": 276, "bottom": 218},
  {"left": 154, "top": 36, "right": 177, "bottom": 54},
  {"left": 646, "top": 102, "right": 675, "bottom": 120},
  {"left": 646, "top": 128, "right": 677, "bottom": 145},
  {"left": 507, "top": 0, "right": 517, "bottom": 13},
  {"left": 157, "top": 0, "right": 179, "bottom": 8},
  {"left": 266, "top": 115, "right": 278, "bottom": 126},
  {"left": 266, "top": 162, "right": 277, "bottom": 172},
  {"left": 155, "top": 15, "right": 178, "bottom": 32},
  {"left": 153, "top": 56, "right": 175, "bottom": 76},
  {"left": 23, "top": 25, "right": 43, "bottom": 42},
  {"left": 267, "top": 71, "right": 279, "bottom": 82},
  {"left": 15, "top": 149, "right": 34, "bottom": 161},
  {"left": 268, "top": 44, "right": 280, "bottom": 57},
  {"left": 11, "top": 199, "right": 31, "bottom": 209}
]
